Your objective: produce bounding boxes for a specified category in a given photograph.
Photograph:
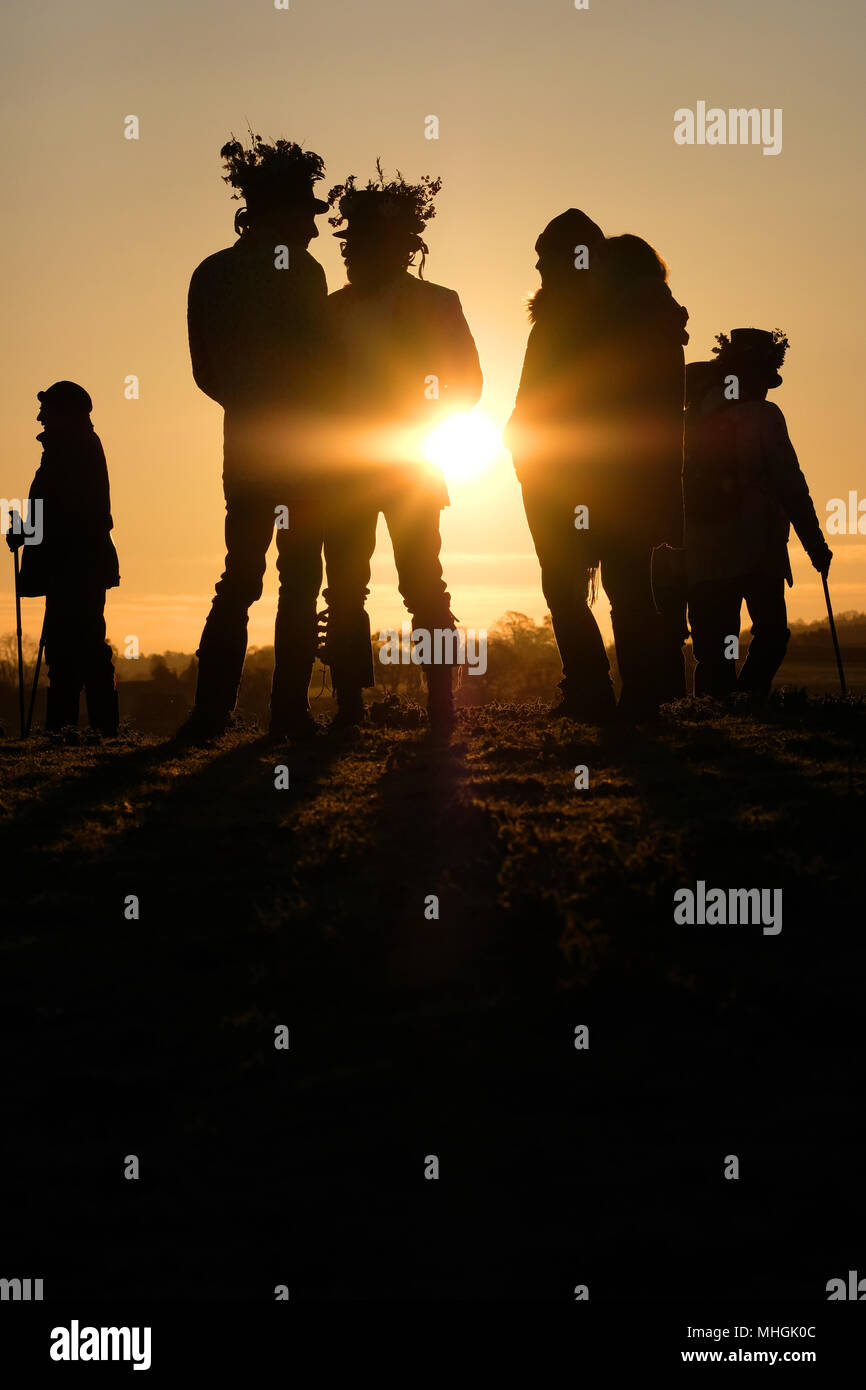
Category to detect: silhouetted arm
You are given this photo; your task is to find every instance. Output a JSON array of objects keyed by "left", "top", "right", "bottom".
[
  {"left": 309, "top": 257, "right": 329, "bottom": 300},
  {"left": 187, "top": 264, "right": 225, "bottom": 405},
  {"left": 81, "top": 435, "right": 114, "bottom": 537},
  {"left": 605, "top": 288, "right": 686, "bottom": 543},
  {"left": 761, "top": 403, "right": 830, "bottom": 569},
  {"left": 439, "top": 290, "right": 483, "bottom": 411},
  {"left": 505, "top": 321, "right": 595, "bottom": 473},
  {"left": 504, "top": 326, "right": 541, "bottom": 458},
  {"left": 652, "top": 341, "right": 686, "bottom": 546},
  {"left": 52, "top": 435, "right": 114, "bottom": 539}
]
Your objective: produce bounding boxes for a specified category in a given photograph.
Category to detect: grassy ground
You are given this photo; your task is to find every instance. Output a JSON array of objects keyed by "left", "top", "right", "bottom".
[{"left": 1, "top": 694, "right": 863, "bottom": 1300}]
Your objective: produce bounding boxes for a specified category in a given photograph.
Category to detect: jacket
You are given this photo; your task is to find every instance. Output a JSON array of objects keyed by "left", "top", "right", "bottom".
[
  {"left": 188, "top": 236, "right": 329, "bottom": 496},
  {"left": 683, "top": 393, "right": 828, "bottom": 587},
  {"left": 506, "top": 278, "right": 688, "bottom": 545},
  {"left": 326, "top": 271, "right": 483, "bottom": 505},
  {"left": 18, "top": 424, "right": 120, "bottom": 597}
]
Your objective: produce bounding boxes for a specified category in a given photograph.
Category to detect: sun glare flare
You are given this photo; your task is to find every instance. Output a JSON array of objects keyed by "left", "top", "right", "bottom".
[{"left": 424, "top": 410, "right": 503, "bottom": 484}]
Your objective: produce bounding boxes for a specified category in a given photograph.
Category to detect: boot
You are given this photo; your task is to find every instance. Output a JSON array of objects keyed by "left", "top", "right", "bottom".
[
  {"left": 85, "top": 682, "right": 119, "bottom": 736},
  {"left": 268, "top": 699, "right": 321, "bottom": 743},
  {"left": 426, "top": 666, "right": 455, "bottom": 737},
  {"left": 270, "top": 654, "right": 319, "bottom": 742},
  {"left": 45, "top": 684, "right": 81, "bottom": 732},
  {"left": 549, "top": 678, "right": 616, "bottom": 724},
  {"left": 330, "top": 687, "right": 366, "bottom": 732},
  {"left": 175, "top": 705, "right": 232, "bottom": 745}
]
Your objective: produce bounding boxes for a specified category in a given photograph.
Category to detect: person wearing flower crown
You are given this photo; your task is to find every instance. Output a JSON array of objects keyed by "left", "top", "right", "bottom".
[
  {"left": 321, "top": 163, "right": 482, "bottom": 736},
  {"left": 684, "top": 328, "right": 832, "bottom": 698},
  {"left": 179, "top": 132, "right": 331, "bottom": 743}
]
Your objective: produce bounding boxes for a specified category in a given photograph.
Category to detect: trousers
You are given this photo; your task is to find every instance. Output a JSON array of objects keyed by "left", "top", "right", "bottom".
[
  {"left": 43, "top": 579, "right": 117, "bottom": 732},
  {"left": 689, "top": 573, "right": 789, "bottom": 698},
  {"left": 323, "top": 484, "right": 455, "bottom": 692},
  {"left": 521, "top": 478, "right": 685, "bottom": 712},
  {"left": 195, "top": 488, "right": 323, "bottom": 719}
]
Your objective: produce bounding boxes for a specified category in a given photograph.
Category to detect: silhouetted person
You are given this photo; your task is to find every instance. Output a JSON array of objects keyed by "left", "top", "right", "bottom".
[
  {"left": 6, "top": 382, "right": 119, "bottom": 733},
  {"left": 179, "top": 134, "right": 330, "bottom": 742},
  {"left": 507, "top": 214, "right": 688, "bottom": 721},
  {"left": 684, "top": 330, "right": 832, "bottom": 698},
  {"left": 596, "top": 234, "right": 690, "bottom": 706},
  {"left": 321, "top": 165, "right": 482, "bottom": 734}
]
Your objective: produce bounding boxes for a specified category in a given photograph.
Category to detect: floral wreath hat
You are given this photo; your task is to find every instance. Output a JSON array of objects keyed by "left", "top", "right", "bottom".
[
  {"left": 220, "top": 131, "right": 328, "bottom": 235},
  {"left": 328, "top": 160, "right": 442, "bottom": 274},
  {"left": 713, "top": 328, "right": 789, "bottom": 388}
]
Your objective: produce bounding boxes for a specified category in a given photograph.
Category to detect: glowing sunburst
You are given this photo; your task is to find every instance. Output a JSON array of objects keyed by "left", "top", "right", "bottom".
[{"left": 423, "top": 410, "right": 502, "bottom": 483}]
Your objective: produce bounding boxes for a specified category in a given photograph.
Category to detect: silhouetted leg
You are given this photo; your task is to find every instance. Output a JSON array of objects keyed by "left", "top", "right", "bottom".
[
  {"left": 603, "top": 538, "right": 685, "bottom": 713},
  {"left": 384, "top": 491, "right": 454, "bottom": 632},
  {"left": 659, "top": 605, "right": 688, "bottom": 700},
  {"left": 322, "top": 503, "right": 379, "bottom": 696},
  {"left": 43, "top": 588, "right": 85, "bottom": 730},
  {"left": 521, "top": 479, "right": 612, "bottom": 708},
  {"left": 651, "top": 543, "right": 689, "bottom": 699},
  {"left": 195, "top": 493, "right": 276, "bottom": 718},
  {"left": 384, "top": 490, "right": 457, "bottom": 730},
  {"left": 80, "top": 585, "right": 119, "bottom": 734},
  {"left": 738, "top": 574, "right": 789, "bottom": 697},
  {"left": 688, "top": 579, "right": 742, "bottom": 697},
  {"left": 271, "top": 499, "right": 324, "bottom": 724}
]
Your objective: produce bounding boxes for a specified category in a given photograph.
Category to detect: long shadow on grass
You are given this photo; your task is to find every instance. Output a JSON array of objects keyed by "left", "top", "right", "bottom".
[
  {"left": 607, "top": 712, "right": 860, "bottom": 904},
  {"left": 3, "top": 731, "right": 346, "bottom": 905},
  {"left": 0, "top": 728, "right": 368, "bottom": 1299},
  {"left": 363, "top": 735, "right": 504, "bottom": 994}
]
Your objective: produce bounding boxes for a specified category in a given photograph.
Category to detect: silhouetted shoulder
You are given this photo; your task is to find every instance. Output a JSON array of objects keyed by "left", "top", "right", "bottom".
[
  {"left": 295, "top": 248, "right": 328, "bottom": 293},
  {"left": 756, "top": 399, "right": 788, "bottom": 430},
  {"left": 753, "top": 399, "right": 795, "bottom": 452},
  {"left": 189, "top": 246, "right": 234, "bottom": 291},
  {"left": 404, "top": 277, "right": 463, "bottom": 309},
  {"left": 617, "top": 278, "right": 689, "bottom": 344},
  {"left": 190, "top": 244, "right": 327, "bottom": 294},
  {"left": 327, "top": 278, "right": 462, "bottom": 310}
]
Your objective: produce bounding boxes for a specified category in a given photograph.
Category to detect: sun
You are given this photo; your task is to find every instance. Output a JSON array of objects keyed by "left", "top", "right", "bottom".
[{"left": 423, "top": 409, "right": 503, "bottom": 484}]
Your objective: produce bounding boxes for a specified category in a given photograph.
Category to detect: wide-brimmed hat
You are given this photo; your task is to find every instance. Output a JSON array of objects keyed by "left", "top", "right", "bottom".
[
  {"left": 38, "top": 381, "right": 93, "bottom": 413},
  {"left": 713, "top": 327, "right": 788, "bottom": 388}
]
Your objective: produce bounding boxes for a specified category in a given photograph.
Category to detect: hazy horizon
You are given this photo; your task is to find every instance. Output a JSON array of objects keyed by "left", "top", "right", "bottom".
[{"left": 3, "top": 0, "right": 864, "bottom": 658}]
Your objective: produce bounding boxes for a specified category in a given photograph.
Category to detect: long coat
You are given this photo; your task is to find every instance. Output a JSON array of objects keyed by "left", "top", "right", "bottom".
[{"left": 18, "top": 425, "right": 120, "bottom": 597}]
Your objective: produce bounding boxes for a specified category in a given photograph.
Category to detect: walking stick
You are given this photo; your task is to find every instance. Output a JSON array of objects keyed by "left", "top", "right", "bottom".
[
  {"left": 12, "top": 547, "right": 25, "bottom": 737},
  {"left": 822, "top": 572, "right": 847, "bottom": 697},
  {"left": 25, "top": 614, "right": 46, "bottom": 737}
]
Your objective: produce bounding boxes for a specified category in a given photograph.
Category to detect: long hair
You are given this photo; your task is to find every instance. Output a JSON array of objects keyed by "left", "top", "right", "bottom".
[{"left": 603, "top": 234, "right": 669, "bottom": 282}]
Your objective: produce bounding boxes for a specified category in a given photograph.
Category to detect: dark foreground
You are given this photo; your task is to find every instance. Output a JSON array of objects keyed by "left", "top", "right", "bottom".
[{"left": 1, "top": 695, "right": 863, "bottom": 1301}]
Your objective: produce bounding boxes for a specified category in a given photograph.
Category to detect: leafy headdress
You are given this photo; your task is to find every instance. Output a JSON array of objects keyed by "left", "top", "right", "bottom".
[
  {"left": 220, "top": 130, "right": 328, "bottom": 236},
  {"left": 327, "top": 160, "right": 442, "bottom": 276},
  {"left": 713, "top": 328, "right": 789, "bottom": 388}
]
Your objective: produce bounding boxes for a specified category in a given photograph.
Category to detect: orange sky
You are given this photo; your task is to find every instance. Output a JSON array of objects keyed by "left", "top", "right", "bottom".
[{"left": 2, "top": 0, "right": 864, "bottom": 659}]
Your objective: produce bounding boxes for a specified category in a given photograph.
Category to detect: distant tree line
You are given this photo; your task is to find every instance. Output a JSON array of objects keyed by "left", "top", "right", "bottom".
[{"left": 1, "top": 611, "right": 864, "bottom": 734}]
